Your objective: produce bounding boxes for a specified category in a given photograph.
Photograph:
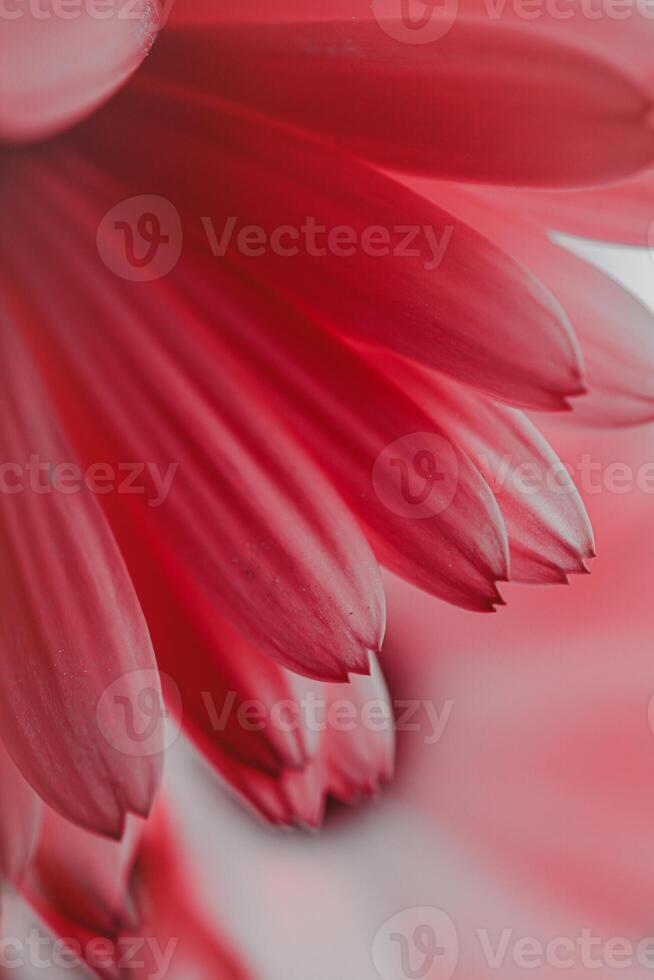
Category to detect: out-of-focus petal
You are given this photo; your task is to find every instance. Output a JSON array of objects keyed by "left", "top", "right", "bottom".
[
  {"left": 0, "top": 0, "right": 161, "bottom": 143},
  {"left": 185, "top": 654, "right": 394, "bottom": 828},
  {"left": 23, "top": 808, "right": 142, "bottom": 940},
  {"left": 170, "top": 18, "right": 654, "bottom": 186},
  {"left": 0, "top": 320, "right": 161, "bottom": 838},
  {"left": 493, "top": 170, "right": 654, "bottom": 247},
  {"left": 0, "top": 740, "right": 41, "bottom": 885},
  {"left": 131, "top": 805, "right": 253, "bottom": 980},
  {"left": 416, "top": 179, "right": 654, "bottom": 427}
]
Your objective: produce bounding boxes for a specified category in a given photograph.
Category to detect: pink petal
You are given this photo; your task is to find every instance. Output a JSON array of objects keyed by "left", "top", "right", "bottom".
[
  {"left": 0, "top": 321, "right": 161, "bottom": 838},
  {"left": 3, "top": 164, "right": 384, "bottom": 683},
  {"left": 378, "top": 357, "right": 595, "bottom": 584},
  {"left": 163, "top": 17, "right": 654, "bottom": 185},
  {"left": 493, "top": 170, "right": 654, "bottom": 247},
  {"left": 415, "top": 178, "right": 654, "bottom": 427},
  {"left": 63, "top": 79, "right": 585, "bottom": 410},
  {"left": 0, "top": 0, "right": 160, "bottom": 143},
  {"left": 175, "top": 264, "right": 509, "bottom": 611},
  {"left": 131, "top": 805, "right": 253, "bottom": 980},
  {"left": 0, "top": 739, "right": 41, "bottom": 885},
  {"left": 24, "top": 808, "right": 142, "bottom": 938},
  {"left": 201, "top": 654, "right": 395, "bottom": 828}
]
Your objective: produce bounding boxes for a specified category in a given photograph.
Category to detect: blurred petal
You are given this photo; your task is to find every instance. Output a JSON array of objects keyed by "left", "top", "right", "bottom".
[
  {"left": 132, "top": 805, "right": 253, "bottom": 980},
  {"left": 415, "top": 178, "right": 654, "bottom": 427},
  {"left": 0, "top": 740, "right": 41, "bottom": 885},
  {"left": 493, "top": 170, "right": 654, "bottom": 247},
  {"left": 175, "top": 18, "right": 654, "bottom": 185},
  {"left": 0, "top": 0, "right": 160, "bottom": 143},
  {"left": 24, "top": 808, "right": 142, "bottom": 938},
  {"left": 192, "top": 654, "right": 394, "bottom": 828}
]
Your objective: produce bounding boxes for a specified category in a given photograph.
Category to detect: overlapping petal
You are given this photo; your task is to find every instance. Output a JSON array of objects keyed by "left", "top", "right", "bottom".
[
  {"left": 62, "top": 76, "right": 585, "bottom": 411},
  {"left": 375, "top": 357, "right": 595, "bottom": 584},
  {"left": 177, "top": 654, "right": 394, "bottom": 829},
  {"left": 493, "top": 171, "right": 654, "bottom": 247},
  {"left": 177, "top": 263, "right": 509, "bottom": 611},
  {"left": 0, "top": 740, "right": 41, "bottom": 886},
  {"left": 414, "top": 179, "right": 654, "bottom": 427},
  {"left": 1, "top": 161, "right": 385, "bottom": 682},
  {"left": 170, "top": 18, "right": 654, "bottom": 186},
  {"left": 0, "top": 317, "right": 161, "bottom": 838}
]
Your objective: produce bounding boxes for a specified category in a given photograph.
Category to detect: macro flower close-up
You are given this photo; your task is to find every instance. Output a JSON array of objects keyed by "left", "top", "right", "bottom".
[{"left": 1, "top": 0, "right": 654, "bottom": 976}]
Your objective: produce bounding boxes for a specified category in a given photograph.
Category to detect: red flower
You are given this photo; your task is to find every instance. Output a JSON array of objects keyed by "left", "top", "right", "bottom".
[{"left": 0, "top": 0, "right": 652, "bottom": 845}]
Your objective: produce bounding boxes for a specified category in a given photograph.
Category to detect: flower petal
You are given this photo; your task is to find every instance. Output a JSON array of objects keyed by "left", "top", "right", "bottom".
[
  {"left": 182, "top": 654, "right": 394, "bottom": 828},
  {"left": 0, "top": 740, "right": 41, "bottom": 885},
  {"left": 377, "top": 358, "right": 595, "bottom": 585},
  {"left": 0, "top": 0, "right": 160, "bottom": 143},
  {"left": 24, "top": 808, "right": 142, "bottom": 938},
  {"left": 0, "top": 319, "right": 161, "bottom": 838},
  {"left": 2, "top": 163, "right": 384, "bottom": 683},
  {"left": 414, "top": 178, "right": 654, "bottom": 427},
  {"left": 64, "top": 78, "right": 585, "bottom": 410},
  {"left": 133, "top": 804, "right": 253, "bottom": 980},
  {"left": 187, "top": 265, "right": 509, "bottom": 611},
  {"left": 493, "top": 170, "right": 654, "bottom": 247},
  {"left": 166, "top": 17, "right": 654, "bottom": 185}
]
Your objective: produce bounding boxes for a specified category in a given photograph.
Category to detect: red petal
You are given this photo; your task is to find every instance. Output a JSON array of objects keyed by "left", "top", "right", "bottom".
[
  {"left": 62, "top": 81, "right": 585, "bottom": 410},
  {"left": 3, "top": 164, "right": 384, "bottom": 683},
  {"left": 414, "top": 178, "right": 654, "bottom": 427},
  {"left": 24, "top": 808, "right": 142, "bottom": 938},
  {"left": 170, "top": 264, "right": 509, "bottom": 610},
  {"left": 202, "top": 654, "right": 395, "bottom": 828},
  {"left": 162, "top": 18, "right": 654, "bottom": 185},
  {"left": 0, "top": 0, "right": 160, "bottom": 143},
  {"left": 0, "top": 740, "right": 41, "bottom": 885},
  {"left": 492, "top": 170, "right": 654, "bottom": 247},
  {"left": 132, "top": 805, "right": 253, "bottom": 980},
  {"left": 378, "top": 358, "right": 595, "bottom": 585},
  {"left": 0, "top": 321, "right": 161, "bottom": 838}
]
